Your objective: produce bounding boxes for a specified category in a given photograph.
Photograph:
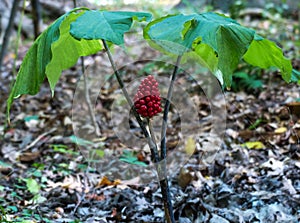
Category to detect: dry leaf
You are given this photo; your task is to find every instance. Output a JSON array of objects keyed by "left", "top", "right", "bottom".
[
  {"left": 178, "top": 168, "right": 193, "bottom": 188},
  {"left": 97, "top": 176, "right": 121, "bottom": 187},
  {"left": 19, "top": 151, "right": 40, "bottom": 162},
  {"left": 185, "top": 137, "right": 196, "bottom": 155},
  {"left": 274, "top": 127, "right": 287, "bottom": 134}
]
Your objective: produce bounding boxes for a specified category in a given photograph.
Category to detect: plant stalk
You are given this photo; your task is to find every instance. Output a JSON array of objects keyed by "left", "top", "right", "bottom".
[
  {"left": 160, "top": 55, "right": 182, "bottom": 160},
  {"left": 101, "top": 39, "right": 159, "bottom": 163},
  {"left": 73, "top": 0, "right": 100, "bottom": 136},
  {"left": 158, "top": 55, "right": 182, "bottom": 223},
  {"left": 148, "top": 118, "right": 175, "bottom": 223},
  {"left": 102, "top": 39, "right": 175, "bottom": 222}
]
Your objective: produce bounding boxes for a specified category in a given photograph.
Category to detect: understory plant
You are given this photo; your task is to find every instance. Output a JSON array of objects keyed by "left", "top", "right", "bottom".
[{"left": 6, "top": 7, "right": 297, "bottom": 223}]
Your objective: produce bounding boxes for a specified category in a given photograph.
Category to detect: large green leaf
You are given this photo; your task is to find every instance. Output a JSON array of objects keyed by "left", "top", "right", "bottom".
[
  {"left": 144, "top": 12, "right": 255, "bottom": 86},
  {"left": 7, "top": 8, "right": 100, "bottom": 115},
  {"left": 144, "top": 12, "right": 292, "bottom": 86},
  {"left": 7, "top": 9, "right": 152, "bottom": 117},
  {"left": 70, "top": 10, "right": 152, "bottom": 45},
  {"left": 243, "top": 34, "right": 292, "bottom": 82},
  {"left": 7, "top": 11, "right": 68, "bottom": 114},
  {"left": 45, "top": 11, "right": 102, "bottom": 92}
]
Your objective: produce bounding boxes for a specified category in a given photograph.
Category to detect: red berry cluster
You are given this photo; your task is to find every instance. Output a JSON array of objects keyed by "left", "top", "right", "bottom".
[{"left": 133, "top": 75, "right": 162, "bottom": 118}]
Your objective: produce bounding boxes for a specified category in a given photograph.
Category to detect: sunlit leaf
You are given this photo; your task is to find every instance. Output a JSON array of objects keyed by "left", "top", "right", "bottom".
[
  {"left": 7, "top": 8, "right": 102, "bottom": 116},
  {"left": 7, "top": 9, "right": 150, "bottom": 117},
  {"left": 24, "top": 178, "right": 40, "bottom": 194},
  {"left": 274, "top": 127, "right": 287, "bottom": 134},
  {"left": 241, "top": 141, "right": 265, "bottom": 149},
  {"left": 70, "top": 10, "right": 152, "bottom": 45},
  {"left": 185, "top": 137, "right": 196, "bottom": 155},
  {"left": 144, "top": 12, "right": 292, "bottom": 87},
  {"left": 46, "top": 10, "right": 103, "bottom": 92},
  {"left": 243, "top": 34, "right": 292, "bottom": 82},
  {"left": 144, "top": 12, "right": 255, "bottom": 86}
]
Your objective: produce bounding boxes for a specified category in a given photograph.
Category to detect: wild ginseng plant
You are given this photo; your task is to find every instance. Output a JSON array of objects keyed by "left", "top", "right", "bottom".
[{"left": 7, "top": 8, "right": 297, "bottom": 223}]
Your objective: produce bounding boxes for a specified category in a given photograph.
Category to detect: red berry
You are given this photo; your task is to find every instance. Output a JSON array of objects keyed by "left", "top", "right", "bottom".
[
  {"left": 140, "top": 105, "right": 147, "bottom": 111},
  {"left": 133, "top": 75, "right": 162, "bottom": 118}
]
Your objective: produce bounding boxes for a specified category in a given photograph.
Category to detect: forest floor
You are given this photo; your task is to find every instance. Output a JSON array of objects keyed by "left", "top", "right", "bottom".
[{"left": 0, "top": 4, "right": 300, "bottom": 223}]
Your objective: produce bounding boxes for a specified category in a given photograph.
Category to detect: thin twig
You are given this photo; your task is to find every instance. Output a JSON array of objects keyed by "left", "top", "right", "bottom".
[
  {"left": 73, "top": 0, "right": 100, "bottom": 136},
  {"left": 101, "top": 39, "right": 160, "bottom": 163},
  {"left": 22, "top": 128, "right": 56, "bottom": 152},
  {"left": 82, "top": 58, "right": 101, "bottom": 136},
  {"left": 160, "top": 55, "right": 182, "bottom": 160},
  {"left": 72, "top": 173, "right": 87, "bottom": 215}
]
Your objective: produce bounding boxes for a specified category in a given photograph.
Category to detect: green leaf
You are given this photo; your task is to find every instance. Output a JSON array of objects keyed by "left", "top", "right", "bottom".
[
  {"left": 144, "top": 12, "right": 292, "bottom": 87},
  {"left": 241, "top": 141, "right": 265, "bottom": 149},
  {"left": 24, "top": 115, "right": 39, "bottom": 122},
  {"left": 7, "top": 8, "right": 102, "bottom": 117},
  {"left": 69, "top": 135, "right": 94, "bottom": 146},
  {"left": 24, "top": 178, "right": 40, "bottom": 194},
  {"left": 7, "top": 206, "right": 18, "bottom": 213},
  {"left": 144, "top": 12, "right": 255, "bottom": 86},
  {"left": 119, "top": 150, "right": 148, "bottom": 167},
  {"left": 291, "top": 69, "right": 300, "bottom": 84},
  {"left": 7, "top": 11, "right": 68, "bottom": 114},
  {"left": 243, "top": 34, "right": 292, "bottom": 82},
  {"left": 70, "top": 10, "right": 152, "bottom": 45},
  {"left": 45, "top": 10, "right": 103, "bottom": 92}
]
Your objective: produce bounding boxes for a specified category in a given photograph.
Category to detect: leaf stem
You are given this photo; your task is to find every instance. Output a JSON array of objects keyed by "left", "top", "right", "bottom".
[
  {"left": 160, "top": 55, "right": 182, "bottom": 160},
  {"left": 102, "top": 39, "right": 176, "bottom": 223},
  {"left": 102, "top": 39, "right": 175, "bottom": 223},
  {"left": 81, "top": 58, "right": 101, "bottom": 136},
  {"left": 147, "top": 118, "right": 156, "bottom": 144},
  {"left": 101, "top": 39, "right": 159, "bottom": 163},
  {"left": 73, "top": 0, "right": 100, "bottom": 136},
  {"left": 158, "top": 55, "right": 182, "bottom": 223}
]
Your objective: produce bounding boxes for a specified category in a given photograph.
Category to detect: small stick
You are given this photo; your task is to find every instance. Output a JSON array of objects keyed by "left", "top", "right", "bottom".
[
  {"left": 22, "top": 128, "right": 56, "bottom": 152},
  {"left": 73, "top": 0, "right": 100, "bottom": 137}
]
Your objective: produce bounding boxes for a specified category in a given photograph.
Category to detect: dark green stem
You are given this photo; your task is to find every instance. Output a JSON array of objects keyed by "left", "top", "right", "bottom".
[
  {"left": 102, "top": 39, "right": 176, "bottom": 222},
  {"left": 160, "top": 178, "right": 175, "bottom": 223},
  {"left": 160, "top": 55, "right": 182, "bottom": 160},
  {"left": 102, "top": 39, "right": 159, "bottom": 163},
  {"left": 158, "top": 55, "right": 182, "bottom": 223}
]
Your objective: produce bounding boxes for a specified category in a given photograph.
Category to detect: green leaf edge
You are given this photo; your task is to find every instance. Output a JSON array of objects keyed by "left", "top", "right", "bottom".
[
  {"left": 6, "top": 8, "right": 89, "bottom": 120},
  {"left": 144, "top": 13, "right": 293, "bottom": 87},
  {"left": 70, "top": 10, "right": 152, "bottom": 45}
]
